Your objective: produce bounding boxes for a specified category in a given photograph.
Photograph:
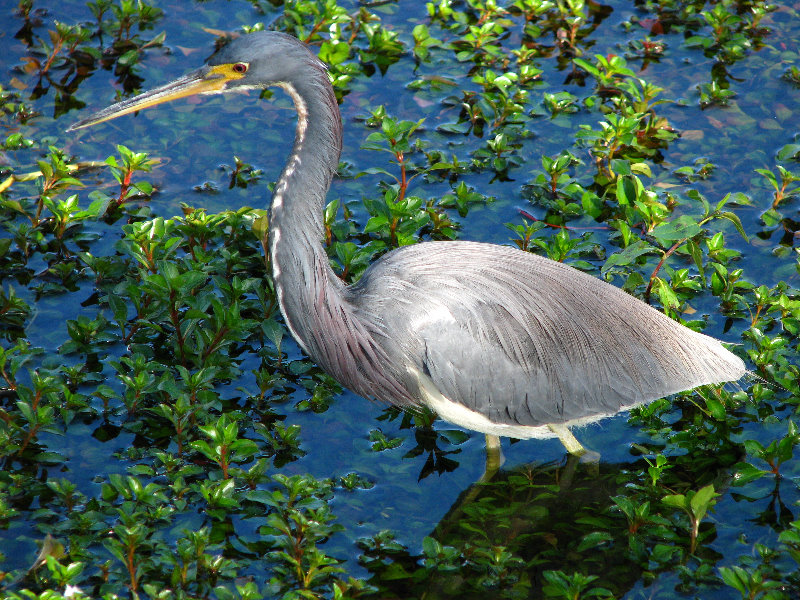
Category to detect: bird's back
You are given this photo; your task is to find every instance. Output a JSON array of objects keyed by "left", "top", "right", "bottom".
[{"left": 348, "top": 241, "right": 744, "bottom": 432}]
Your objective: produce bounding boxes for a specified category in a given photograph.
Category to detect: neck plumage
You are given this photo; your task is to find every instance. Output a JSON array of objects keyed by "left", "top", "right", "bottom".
[
  {"left": 268, "top": 69, "right": 344, "bottom": 357},
  {"left": 266, "top": 66, "right": 413, "bottom": 406}
]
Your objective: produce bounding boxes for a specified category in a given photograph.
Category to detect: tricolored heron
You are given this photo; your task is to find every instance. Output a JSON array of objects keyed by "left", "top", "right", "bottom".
[{"left": 69, "top": 31, "right": 745, "bottom": 470}]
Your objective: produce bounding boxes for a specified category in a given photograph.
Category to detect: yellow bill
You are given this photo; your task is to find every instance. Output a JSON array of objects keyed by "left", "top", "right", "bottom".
[{"left": 67, "top": 63, "right": 247, "bottom": 131}]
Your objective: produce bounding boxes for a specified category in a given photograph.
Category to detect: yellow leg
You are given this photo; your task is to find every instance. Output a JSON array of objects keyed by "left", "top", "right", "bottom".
[
  {"left": 548, "top": 424, "right": 601, "bottom": 471},
  {"left": 548, "top": 424, "right": 586, "bottom": 456},
  {"left": 482, "top": 434, "right": 504, "bottom": 482}
]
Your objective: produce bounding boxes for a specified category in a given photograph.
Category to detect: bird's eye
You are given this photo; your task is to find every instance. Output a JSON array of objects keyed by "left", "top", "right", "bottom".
[{"left": 232, "top": 63, "right": 248, "bottom": 74}]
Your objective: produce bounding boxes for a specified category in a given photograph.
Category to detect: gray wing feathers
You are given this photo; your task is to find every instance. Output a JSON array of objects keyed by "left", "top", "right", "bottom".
[{"left": 354, "top": 241, "right": 744, "bottom": 428}]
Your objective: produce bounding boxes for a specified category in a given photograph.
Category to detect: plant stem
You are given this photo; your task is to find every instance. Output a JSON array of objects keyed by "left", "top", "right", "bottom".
[{"left": 644, "top": 237, "right": 685, "bottom": 304}]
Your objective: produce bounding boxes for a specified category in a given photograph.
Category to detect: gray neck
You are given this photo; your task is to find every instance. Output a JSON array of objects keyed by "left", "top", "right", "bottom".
[
  {"left": 268, "top": 71, "right": 345, "bottom": 355},
  {"left": 266, "top": 65, "right": 414, "bottom": 406}
]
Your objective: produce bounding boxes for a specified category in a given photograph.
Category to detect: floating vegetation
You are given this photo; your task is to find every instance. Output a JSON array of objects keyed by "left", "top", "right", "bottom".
[{"left": 1, "top": 0, "right": 799, "bottom": 598}]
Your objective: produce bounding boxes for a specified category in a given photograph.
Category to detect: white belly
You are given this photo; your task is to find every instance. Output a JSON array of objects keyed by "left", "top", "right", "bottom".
[{"left": 408, "top": 366, "right": 625, "bottom": 439}]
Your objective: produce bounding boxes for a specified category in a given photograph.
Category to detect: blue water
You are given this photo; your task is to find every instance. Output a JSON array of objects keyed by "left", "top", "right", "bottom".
[{"left": 1, "top": 0, "right": 799, "bottom": 596}]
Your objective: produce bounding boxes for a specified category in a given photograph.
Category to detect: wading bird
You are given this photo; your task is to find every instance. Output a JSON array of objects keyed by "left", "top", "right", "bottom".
[{"left": 69, "top": 31, "right": 745, "bottom": 471}]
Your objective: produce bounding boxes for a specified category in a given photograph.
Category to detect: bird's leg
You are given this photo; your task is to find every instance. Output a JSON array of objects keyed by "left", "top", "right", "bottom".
[
  {"left": 481, "top": 434, "right": 504, "bottom": 482},
  {"left": 548, "top": 423, "right": 586, "bottom": 456},
  {"left": 549, "top": 424, "right": 601, "bottom": 469}
]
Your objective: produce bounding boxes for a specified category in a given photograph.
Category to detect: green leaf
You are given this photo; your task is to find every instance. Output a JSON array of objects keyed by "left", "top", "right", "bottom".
[
  {"left": 655, "top": 278, "right": 679, "bottom": 311},
  {"left": 651, "top": 216, "right": 702, "bottom": 243},
  {"left": 573, "top": 57, "right": 599, "bottom": 76},
  {"left": 191, "top": 440, "right": 218, "bottom": 461},
  {"left": 576, "top": 531, "right": 613, "bottom": 551},
  {"left": 719, "top": 565, "right": 748, "bottom": 594},
  {"left": 651, "top": 543, "right": 681, "bottom": 562},
  {"left": 760, "top": 208, "right": 782, "bottom": 227},
  {"left": 176, "top": 271, "right": 208, "bottom": 294},
  {"left": 685, "top": 239, "right": 705, "bottom": 281},
  {"left": 731, "top": 462, "right": 767, "bottom": 486},
  {"left": 422, "top": 536, "right": 441, "bottom": 557},
  {"left": 602, "top": 240, "right": 656, "bottom": 272},
  {"left": 438, "top": 429, "right": 471, "bottom": 445},
  {"left": 357, "top": 167, "right": 395, "bottom": 178},
  {"left": 704, "top": 395, "right": 726, "bottom": 420},
  {"left": 661, "top": 493, "right": 687, "bottom": 510},
  {"left": 319, "top": 40, "right": 350, "bottom": 65},
  {"left": 689, "top": 484, "right": 717, "bottom": 520},
  {"left": 615, "top": 175, "right": 637, "bottom": 205},
  {"left": 717, "top": 211, "right": 749, "bottom": 242},
  {"left": 777, "top": 143, "right": 800, "bottom": 161}
]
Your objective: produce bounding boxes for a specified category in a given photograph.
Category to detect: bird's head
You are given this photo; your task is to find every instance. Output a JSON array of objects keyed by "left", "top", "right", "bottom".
[{"left": 67, "top": 31, "right": 321, "bottom": 131}]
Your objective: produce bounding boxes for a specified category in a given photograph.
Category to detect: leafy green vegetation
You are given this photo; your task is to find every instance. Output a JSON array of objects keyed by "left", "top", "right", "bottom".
[{"left": 1, "top": 0, "right": 799, "bottom": 598}]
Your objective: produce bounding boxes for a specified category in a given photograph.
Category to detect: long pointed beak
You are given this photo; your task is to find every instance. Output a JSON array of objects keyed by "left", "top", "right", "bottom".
[{"left": 67, "top": 66, "right": 230, "bottom": 131}]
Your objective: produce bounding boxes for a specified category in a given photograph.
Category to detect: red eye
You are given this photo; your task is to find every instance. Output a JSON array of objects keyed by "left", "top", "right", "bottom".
[{"left": 233, "top": 63, "right": 248, "bottom": 74}]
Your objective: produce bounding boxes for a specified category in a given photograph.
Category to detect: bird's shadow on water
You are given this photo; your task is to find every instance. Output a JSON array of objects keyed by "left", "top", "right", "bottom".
[
  {"left": 359, "top": 456, "right": 648, "bottom": 597},
  {"left": 358, "top": 433, "right": 746, "bottom": 600}
]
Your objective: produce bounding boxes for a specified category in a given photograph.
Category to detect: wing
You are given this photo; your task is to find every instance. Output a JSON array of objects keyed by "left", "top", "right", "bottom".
[{"left": 351, "top": 241, "right": 744, "bottom": 428}]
